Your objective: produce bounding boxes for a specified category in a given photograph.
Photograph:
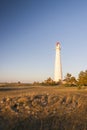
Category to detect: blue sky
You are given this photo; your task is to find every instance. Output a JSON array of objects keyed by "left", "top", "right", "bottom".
[{"left": 0, "top": 0, "right": 87, "bottom": 82}]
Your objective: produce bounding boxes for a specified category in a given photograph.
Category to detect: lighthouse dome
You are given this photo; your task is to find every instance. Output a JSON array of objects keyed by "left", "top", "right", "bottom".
[{"left": 56, "top": 42, "right": 60, "bottom": 46}]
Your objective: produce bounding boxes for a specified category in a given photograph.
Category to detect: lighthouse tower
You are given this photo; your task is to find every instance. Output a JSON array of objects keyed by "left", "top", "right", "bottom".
[{"left": 54, "top": 42, "right": 62, "bottom": 82}]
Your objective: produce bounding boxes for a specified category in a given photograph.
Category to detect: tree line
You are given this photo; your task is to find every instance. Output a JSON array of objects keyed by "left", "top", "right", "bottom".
[
  {"left": 64, "top": 70, "right": 87, "bottom": 87},
  {"left": 33, "top": 70, "right": 87, "bottom": 87}
]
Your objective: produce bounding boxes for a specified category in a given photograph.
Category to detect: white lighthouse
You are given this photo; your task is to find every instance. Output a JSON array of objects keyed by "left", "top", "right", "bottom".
[{"left": 54, "top": 42, "right": 62, "bottom": 82}]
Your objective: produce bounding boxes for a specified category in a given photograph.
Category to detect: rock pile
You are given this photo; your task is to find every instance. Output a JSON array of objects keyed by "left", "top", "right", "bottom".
[
  {"left": 0, "top": 94, "right": 83, "bottom": 117},
  {"left": 0, "top": 93, "right": 87, "bottom": 130}
]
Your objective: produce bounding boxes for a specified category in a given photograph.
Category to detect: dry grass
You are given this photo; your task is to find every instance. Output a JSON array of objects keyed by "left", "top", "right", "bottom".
[{"left": 0, "top": 86, "right": 87, "bottom": 130}]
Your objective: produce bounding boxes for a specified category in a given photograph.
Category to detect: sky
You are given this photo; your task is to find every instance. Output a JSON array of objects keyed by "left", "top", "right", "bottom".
[{"left": 0, "top": 0, "right": 87, "bottom": 83}]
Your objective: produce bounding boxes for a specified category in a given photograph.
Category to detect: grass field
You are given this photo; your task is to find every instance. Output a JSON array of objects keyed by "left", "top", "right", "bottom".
[{"left": 0, "top": 85, "right": 87, "bottom": 130}]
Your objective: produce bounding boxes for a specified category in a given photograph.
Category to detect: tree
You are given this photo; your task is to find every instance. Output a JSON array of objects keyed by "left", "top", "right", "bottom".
[
  {"left": 44, "top": 77, "right": 55, "bottom": 85},
  {"left": 43, "top": 77, "right": 59, "bottom": 86},
  {"left": 65, "top": 73, "right": 72, "bottom": 82},
  {"left": 45, "top": 77, "right": 53, "bottom": 83},
  {"left": 70, "top": 76, "right": 77, "bottom": 85},
  {"left": 78, "top": 70, "right": 87, "bottom": 86},
  {"left": 64, "top": 73, "right": 77, "bottom": 86}
]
